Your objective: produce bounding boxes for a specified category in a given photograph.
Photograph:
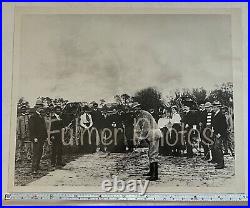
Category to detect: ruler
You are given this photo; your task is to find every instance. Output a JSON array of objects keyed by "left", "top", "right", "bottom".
[{"left": 4, "top": 193, "right": 248, "bottom": 202}]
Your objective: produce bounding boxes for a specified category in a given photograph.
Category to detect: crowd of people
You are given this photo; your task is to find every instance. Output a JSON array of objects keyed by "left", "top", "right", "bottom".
[{"left": 16, "top": 98, "right": 234, "bottom": 178}]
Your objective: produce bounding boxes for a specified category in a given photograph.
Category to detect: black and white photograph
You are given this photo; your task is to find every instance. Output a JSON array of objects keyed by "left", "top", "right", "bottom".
[{"left": 3, "top": 3, "right": 247, "bottom": 204}]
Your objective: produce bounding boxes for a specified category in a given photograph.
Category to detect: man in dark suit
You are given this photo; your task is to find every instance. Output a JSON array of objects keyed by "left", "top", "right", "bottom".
[
  {"left": 29, "top": 100, "right": 48, "bottom": 174},
  {"left": 182, "top": 105, "right": 199, "bottom": 158},
  {"left": 106, "top": 108, "right": 119, "bottom": 152},
  {"left": 91, "top": 103, "right": 104, "bottom": 152},
  {"left": 212, "top": 101, "right": 227, "bottom": 169},
  {"left": 49, "top": 106, "right": 65, "bottom": 168}
]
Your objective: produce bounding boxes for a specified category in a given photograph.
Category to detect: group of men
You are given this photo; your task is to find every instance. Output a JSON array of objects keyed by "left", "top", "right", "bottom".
[
  {"left": 197, "top": 101, "right": 234, "bottom": 169},
  {"left": 16, "top": 100, "right": 65, "bottom": 174},
  {"left": 16, "top": 98, "right": 234, "bottom": 179},
  {"left": 77, "top": 102, "right": 140, "bottom": 153},
  {"left": 133, "top": 100, "right": 234, "bottom": 180}
]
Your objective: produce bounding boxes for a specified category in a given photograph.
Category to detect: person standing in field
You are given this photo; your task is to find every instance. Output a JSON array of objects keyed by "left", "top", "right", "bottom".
[
  {"left": 211, "top": 101, "right": 227, "bottom": 169},
  {"left": 29, "top": 100, "right": 48, "bottom": 174},
  {"left": 16, "top": 105, "right": 32, "bottom": 162},
  {"left": 91, "top": 102, "right": 104, "bottom": 152},
  {"left": 133, "top": 103, "right": 163, "bottom": 181},
  {"left": 170, "top": 105, "right": 182, "bottom": 156},
  {"left": 48, "top": 106, "right": 65, "bottom": 168}
]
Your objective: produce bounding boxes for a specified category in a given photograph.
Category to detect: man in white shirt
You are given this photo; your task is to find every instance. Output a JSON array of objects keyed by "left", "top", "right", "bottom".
[
  {"left": 80, "top": 106, "right": 93, "bottom": 129},
  {"left": 80, "top": 106, "right": 95, "bottom": 153}
]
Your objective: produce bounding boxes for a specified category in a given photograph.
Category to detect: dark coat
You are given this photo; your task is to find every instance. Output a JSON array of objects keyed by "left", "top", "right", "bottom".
[
  {"left": 198, "top": 110, "right": 207, "bottom": 127},
  {"left": 182, "top": 110, "right": 199, "bottom": 129},
  {"left": 50, "top": 114, "right": 64, "bottom": 136},
  {"left": 108, "top": 113, "right": 123, "bottom": 128},
  {"left": 212, "top": 110, "right": 227, "bottom": 137},
  {"left": 91, "top": 109, "right": 103, "bottom": 128},
  {"left": 102, "top": 114, "right": 111, "bottom": 129},
  {"left": 29, "top": 112, "right": 48, "bottom": 142},
  {"left": 123, "top": 112, "right": 135, "bottom": 129}
]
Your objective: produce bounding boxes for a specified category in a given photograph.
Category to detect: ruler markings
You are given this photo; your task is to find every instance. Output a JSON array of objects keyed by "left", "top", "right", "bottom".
[{"left": 5, "top": 193, "right": 248, "bottom": 202}]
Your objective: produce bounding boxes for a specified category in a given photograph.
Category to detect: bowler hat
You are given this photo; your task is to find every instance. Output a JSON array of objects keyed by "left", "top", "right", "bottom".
[
  {"left": 35, "top": 99, "right": 43, "bottom": 107},
  {"left": 54, "top": 105, "right": 62, "bottom": 111},
  {"left": 213, "top": 101, "right": 222, "bottom": 107},
  {"left": 20, "top": 105, "right": 27, "bottom": 110},
  {"left": 205, "top": 102, "right": 212, "bottom": 108}
]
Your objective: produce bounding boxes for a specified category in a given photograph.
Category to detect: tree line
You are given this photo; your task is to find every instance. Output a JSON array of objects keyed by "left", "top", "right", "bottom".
[{"left": 17, "top": 82, "right": 233, "bottom": 112}]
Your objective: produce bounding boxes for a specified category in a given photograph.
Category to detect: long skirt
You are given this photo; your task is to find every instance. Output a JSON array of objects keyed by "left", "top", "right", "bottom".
[
  {"left": 159, "top": 127, "right": 172, "bottom": 156},
  {"left": 170, "top": 124, "right": 182, "bottom": 156}
]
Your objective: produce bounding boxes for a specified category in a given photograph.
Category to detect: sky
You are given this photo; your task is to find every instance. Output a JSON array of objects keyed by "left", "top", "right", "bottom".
[{"left": 18, "top": 14, "right": 233, "bottom": 105}]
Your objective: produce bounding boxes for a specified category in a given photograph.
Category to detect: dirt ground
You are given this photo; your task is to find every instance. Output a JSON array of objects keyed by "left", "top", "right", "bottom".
[
  {"left": 14, "top": 153, "right": 82, "bottom": 186},
  {"left": 15, "top": 148, "right": 235, "bottom": 188}
]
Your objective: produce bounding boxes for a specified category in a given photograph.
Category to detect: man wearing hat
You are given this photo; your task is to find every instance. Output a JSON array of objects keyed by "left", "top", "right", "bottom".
[
  {"left": 80, "top": 105, "right": 95, "bottom": 153},
  {"left": 181, "top": 104, "right": 199, "bottom": 158},
  {"left": 29, "top": 100, "right": 48, "bottom": 174},
  {"left": 49, "top": 105, "right": 65, "bottom": 168},
  {"left": 222, "top": 106, "right": 235, "bottom": 157},
  {"left": 49, "top": 103, "right": 54, "bottom": 114},
  {"left": 91, "top": 102, "right": 104, "bottom": 152},
  {"left": 133, "top": 103, "right": 163, "bottom": 181},
  {"left": 211, "top": 101, "right": 227, "bottom": 169},
  {"left": 200, "top": 102, "right": 214, "bottom": 161},
  {"left": 16, "top": 104, "right": 31, "bottom": 162}
]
